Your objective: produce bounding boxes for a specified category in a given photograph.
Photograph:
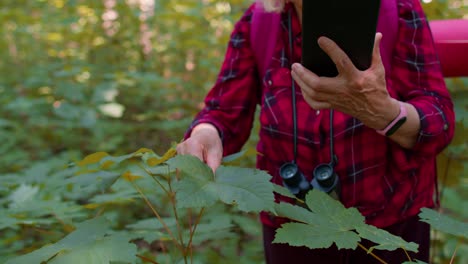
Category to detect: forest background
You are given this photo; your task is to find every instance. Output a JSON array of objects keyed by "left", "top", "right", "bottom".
[{"left": 0, "top": 0, "right": 467, "bottom": 263}]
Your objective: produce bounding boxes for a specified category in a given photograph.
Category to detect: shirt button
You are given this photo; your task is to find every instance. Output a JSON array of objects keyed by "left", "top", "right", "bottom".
[
  {"left": 268, "top": 80, "right": 272, "bottom": 86},
  {"left": 443, "top": 124, "right": 448, "bottom": 131}
]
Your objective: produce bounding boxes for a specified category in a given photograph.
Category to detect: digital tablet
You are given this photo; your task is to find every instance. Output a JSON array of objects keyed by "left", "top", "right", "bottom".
[{"left": 301, "top": 0, "right": 381, "bottom": 77}]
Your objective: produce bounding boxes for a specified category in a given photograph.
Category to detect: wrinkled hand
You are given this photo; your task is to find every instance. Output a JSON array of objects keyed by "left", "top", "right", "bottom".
[
  {"left": 176, "top": 123, "right": 223, "bottom": 173},
  {"left": 291, "top": 33, "right": 399, "bottom": 130}
]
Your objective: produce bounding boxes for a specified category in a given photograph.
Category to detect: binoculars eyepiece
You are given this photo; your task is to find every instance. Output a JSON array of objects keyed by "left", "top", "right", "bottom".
[{"left": 279, "top": 162, "right": 340, "bottom": 200}]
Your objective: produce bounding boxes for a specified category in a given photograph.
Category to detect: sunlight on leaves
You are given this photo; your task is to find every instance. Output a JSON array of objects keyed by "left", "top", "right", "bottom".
[
  {"left": 77, "top": 152, "right": 109, "bottom": 166},
  {"left": 122, "top": 171, "right": 143, "bottom": 182},
  {"left": 8, "top": 184, "right": 40, "bottom": 209},
  {"left": 146, "top": 148, "right": 177, "bottom": 166}
]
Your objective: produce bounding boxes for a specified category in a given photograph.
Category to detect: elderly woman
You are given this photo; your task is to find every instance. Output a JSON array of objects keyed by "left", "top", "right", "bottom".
[{"left": 177, "top": 0, "right": 454, "bottom": 263}]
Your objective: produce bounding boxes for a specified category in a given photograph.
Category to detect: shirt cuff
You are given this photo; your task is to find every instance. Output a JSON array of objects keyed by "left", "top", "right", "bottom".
[{"left": 410, "top": 101, "right": 453, "bottom": 156}]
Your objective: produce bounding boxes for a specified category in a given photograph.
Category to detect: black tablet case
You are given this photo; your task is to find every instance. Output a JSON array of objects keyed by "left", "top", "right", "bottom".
[{"left": 301, "top": 0, "right": 381, "bottom": 77}]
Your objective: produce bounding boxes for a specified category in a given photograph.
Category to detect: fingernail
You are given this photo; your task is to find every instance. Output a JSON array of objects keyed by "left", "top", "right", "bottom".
[{"left": 292, "top": 63, "right": 302, "bottom": 72}]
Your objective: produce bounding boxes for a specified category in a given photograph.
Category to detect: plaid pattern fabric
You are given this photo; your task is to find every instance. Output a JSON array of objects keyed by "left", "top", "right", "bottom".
[{"left": 187, "top": 0, "right": 454, "bottom": 228}]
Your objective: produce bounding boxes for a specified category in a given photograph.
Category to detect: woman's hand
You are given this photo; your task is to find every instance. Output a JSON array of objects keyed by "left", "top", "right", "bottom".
[
  {"left": 291, "top": 33, "right": 400, "bottom": 130},
  {"left": 176, "top": 123, "right": 223, "bottom": 172},
  {"left": 291, "top": 33, "right": 421, "bottom": 148}
]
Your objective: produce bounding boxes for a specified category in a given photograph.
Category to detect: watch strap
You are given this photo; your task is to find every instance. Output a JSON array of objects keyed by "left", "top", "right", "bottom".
[{"left": 377, "top": 101, "right": 408, "bottom": 136}]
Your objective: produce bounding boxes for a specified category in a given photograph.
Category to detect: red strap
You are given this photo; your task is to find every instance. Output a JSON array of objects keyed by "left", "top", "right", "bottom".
[
  {"left": 250, "top": 1, "right": 280, "bottom": 78},
  {"left": 376, "top": 0, "right": 399, "bottom": 76},
  {"left": 430, "top": 19, "right": 468, "bottom": 77}
]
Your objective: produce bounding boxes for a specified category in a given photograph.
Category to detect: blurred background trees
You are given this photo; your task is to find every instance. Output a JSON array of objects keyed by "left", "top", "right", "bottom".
[{"left": 0, "top": 0, "right": 466, "bottom": 262}]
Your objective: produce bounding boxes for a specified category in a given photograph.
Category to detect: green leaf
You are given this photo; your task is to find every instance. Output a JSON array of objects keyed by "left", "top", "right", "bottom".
[
  {"left": 274, "top": 190, "right": 419, "bottom": 252},
  {"left": 5, "top": 217, "right": 137, "bottom": 264},
  {"left": 124, "top": 216, "right": 178, "bottom": 242},
  {"left": 275, "top": 222, "right": 361, "bottom": 249},
  {"left": 273, "top": 190, "right": 365, "bottom": 250},
  {"left": 126, "top": 217, "right": 177, "bottom": 231},
  {"left": 8, "top": 184, "right": 40, "bottom": 209},
  {"left": 170, "top": 155, "right": 275, "bottom": 212},
  {"left": 166, "top": 154, "right": 213, "bottom": 182},
  {"left": 64, "top": 171, "right": 121, "bottom": 200},
  {"left": 185, "top": 213, "right": 235, "bottom": 245},
  {"left": 355, "top": 224, "right": 419, "bottom": 253},
  {"left": 173, "top": 178, "right": 218, "bottom": 209},
  {"left": 419, "top": 208, "right": 468, "bottom": 239},
  {"left": 273, "top": 184, "right": 297, "bottom": 200},
  {"left": 214, "top": 166, "right": 275, "bottom": 212},
  {"left": 274, "top": 202, "right": 315, "bottom": 224}
]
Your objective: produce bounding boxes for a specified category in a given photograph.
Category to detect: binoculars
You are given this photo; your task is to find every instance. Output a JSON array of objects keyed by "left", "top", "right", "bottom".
[{"left": 279, "top": 161, "right": 340, "bottom": 200}]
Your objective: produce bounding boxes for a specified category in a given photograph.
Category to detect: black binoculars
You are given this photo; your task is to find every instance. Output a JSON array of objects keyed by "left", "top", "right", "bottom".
[{"left": 279, "top": 161, "right": 340, "bottom": 200}]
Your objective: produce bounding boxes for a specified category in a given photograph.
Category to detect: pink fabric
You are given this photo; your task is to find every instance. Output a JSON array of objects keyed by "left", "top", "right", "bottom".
[
  {"left": 430, "top": 19, "right": 468, "bottom": 77},
  {"left": 251, "top": 1, "right": 281, "bottom": 76}
]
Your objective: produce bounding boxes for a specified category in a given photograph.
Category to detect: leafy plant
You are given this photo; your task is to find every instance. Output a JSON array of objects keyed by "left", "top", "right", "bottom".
[
  {"left": 4, "top": 150, "right": 466, "bottom": 264},
  {"left": 273, "top": 189, "right": 418, "bottom": 263}
]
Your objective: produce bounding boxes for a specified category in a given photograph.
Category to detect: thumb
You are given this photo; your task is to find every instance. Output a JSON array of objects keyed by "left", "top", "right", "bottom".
[{"left": 371, "top": 32, "right": 383, "bottom": 68}]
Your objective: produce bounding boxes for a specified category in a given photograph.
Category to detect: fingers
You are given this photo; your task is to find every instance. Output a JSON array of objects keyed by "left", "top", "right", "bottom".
[
  {"left": 291, "top": 63, "right": 332, "bottom": 109},
  {"left": 176, "top": 124, "right": 223, "bottom": 173},
  {"left": 205, "top": 148, "right": 222, "bottom": 173},
  {"left": 291, "top": 63, "right": 319, "bottom": 90},
  {"left": 317, "top": 36, "right": 358, "bottom": 77},
  {"left": 176, "top": 140, "right": 204, "bottom": 163}
]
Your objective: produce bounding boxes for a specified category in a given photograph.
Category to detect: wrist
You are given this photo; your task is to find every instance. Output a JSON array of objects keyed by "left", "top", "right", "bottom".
[
  {"left": 376, "top": 100, "right": 408, "bottom": 136},
  {"left": 375, "top": 98, "right": 400, "bottom": 130}
]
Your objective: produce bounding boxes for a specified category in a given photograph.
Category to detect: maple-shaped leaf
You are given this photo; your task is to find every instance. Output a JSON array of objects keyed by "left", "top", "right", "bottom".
[
  {"left": 274, "top": 189, "right": 420, "bottom": 253},
  {"left": 273, "top": 189, "right": 364, "bottom": 250},
  {"left": 355, "top": 224, "right": 418, "bottom": 253},
  {"left": 419, "top": 208, "right": 468, "bottom": 239},
  {"left": 167, "top": 155, "right": 275, "bottom": 213},
  {"left": 5, "top": 217, "right": 136, "bottom": 264}
]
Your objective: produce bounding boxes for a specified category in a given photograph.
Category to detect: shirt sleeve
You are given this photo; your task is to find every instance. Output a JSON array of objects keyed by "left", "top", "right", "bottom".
[
  {"left": 389, "top": 0, "right": 455, "bottom": 164},
  {"left": 185, "top": 4, "right": 260, "bottom": 156}
]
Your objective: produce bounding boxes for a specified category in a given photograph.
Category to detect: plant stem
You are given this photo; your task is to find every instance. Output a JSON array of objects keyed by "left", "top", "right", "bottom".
[
  {"left": 357, "top": 243, "right": 387, "bottom": 264},
  {"left": 187, "top": 207, "right": 205, "bottom": 263},
  {"left": 131, "top": 181, "right": 185, "bottom": 254},
  {"left": 402, "top": 248, "right": 412, "bottom": 262},
  {"left": 138, "top": 163, "right": 170, "bottom": 194},
  {"left": 167, "top": 178, "right": 186, "bottom": 253},
  {"left": 136, "top": 254, "right": 159, "bottom": 264},
  {"left": 449, "top": 240, "right": 461, "bottom": 264}
]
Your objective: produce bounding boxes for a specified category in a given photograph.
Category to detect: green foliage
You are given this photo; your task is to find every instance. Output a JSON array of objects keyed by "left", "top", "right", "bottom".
[
  {"left": 5, "top": 217, "right": 137, "bottom": 264},
  {"left": 274, "top": 190, "right": 418, "bottom": 253},
  {"left": 167, "top": 155, "right": 275, "bottom": 212},
  {"left": 419, "top": 208, "right": 468, "bottom": 239},
  {"left": 0, "top": 0, "right": 467, "bottom": 263},
  {"left": 2, "top": 152, "right": 268, "bottom": 263},
  {"left": 2, "top": 149, "right": 467, "bottom": 263}
]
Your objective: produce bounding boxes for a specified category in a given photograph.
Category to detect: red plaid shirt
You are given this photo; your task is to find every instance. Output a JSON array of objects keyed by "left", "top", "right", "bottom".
[{"left": 187, "top": 0, "right": 454, "bottom": 228}]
